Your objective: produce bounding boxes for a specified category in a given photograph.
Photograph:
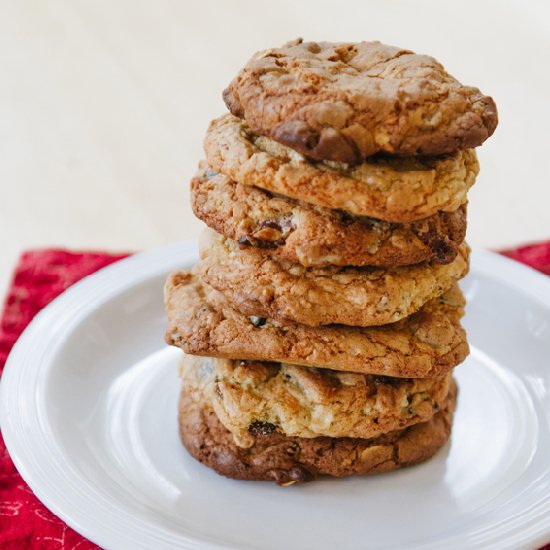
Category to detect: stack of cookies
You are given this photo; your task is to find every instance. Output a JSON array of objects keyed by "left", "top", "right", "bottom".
[{"left": 165, "top": 39, "right": 497, "bottom": 484}]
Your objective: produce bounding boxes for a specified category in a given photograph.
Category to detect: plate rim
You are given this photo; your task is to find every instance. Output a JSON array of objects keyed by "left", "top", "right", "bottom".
[{"left": 1, "top": 243, "right": 550, "bottom": 550}]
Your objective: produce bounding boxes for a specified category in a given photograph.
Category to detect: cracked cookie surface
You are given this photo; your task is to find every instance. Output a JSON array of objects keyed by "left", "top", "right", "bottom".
[
  {"left": 199, "top": 229, "right": 469, "bottom": 327},
  {"left": 180, "top": 353, "right": 452, "bottom": 446},
  {"left": 178, "top": 375, "right": 457, "bottom": 483},
  {"left": 191, "top": 164, "right": 467, "bottom": 267},
  {"left": 164, "top": 272, "right": 469, "bottom": 378},
  {"left": 204, "top": 114, "right": 479, "bottom": 223},
  {"left": 223, "top": 39, "right": 497, "bottom": 163}
]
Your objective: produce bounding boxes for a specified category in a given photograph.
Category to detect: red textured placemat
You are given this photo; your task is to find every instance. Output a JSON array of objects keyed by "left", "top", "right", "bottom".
[
  {"left": 0, "top": 250, "right": 128, "bottom": 550},
  {"left": 499, "top": 240, "right": 550, "bottom": 276},
  {"left": 0, "top": 244, "right": 549, "bottom": 549}
]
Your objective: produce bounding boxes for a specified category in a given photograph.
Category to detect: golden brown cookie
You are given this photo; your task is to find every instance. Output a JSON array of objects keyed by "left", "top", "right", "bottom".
[
  {"left": 198, "top": 229, "right": 469, "bottom": 327},
  {"left": 191, "top": 164, "right": 468, "bottom": 266},
  {"left": 180, "top": 353, "right": 453, "bottom": 446},
  {"left": 164, "top": 272, "right": 469, "bottom": 378},
  {"left": 224, "top": 39, "right": 497, "bottom": 163},
  {"left": 204, "top": 114, "right": 479, "bottom": 223},
  {"left": 178, "top": 376, "right": 457, "bottom": 483}
]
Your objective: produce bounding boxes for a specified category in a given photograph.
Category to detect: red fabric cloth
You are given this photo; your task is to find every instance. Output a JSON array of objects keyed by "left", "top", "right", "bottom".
[
  {"left": 0, "top": 244, "right": 549, "bottom": 549},
  {"left": 499, "top": 240, "right": 550, "bottom": 276},
  {"left": 0, "top": 250, "right": 127, "bottom": 550}
]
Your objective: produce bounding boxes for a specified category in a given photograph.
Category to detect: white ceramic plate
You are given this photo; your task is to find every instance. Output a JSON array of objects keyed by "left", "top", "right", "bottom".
[{"left": 1, "top": 243, "right": 550, "bottom": 550}]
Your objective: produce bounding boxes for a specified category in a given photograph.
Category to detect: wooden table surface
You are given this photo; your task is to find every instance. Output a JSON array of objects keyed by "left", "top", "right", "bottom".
[{"left": 1, "top": 0, "right": 549, "bottom": 296}]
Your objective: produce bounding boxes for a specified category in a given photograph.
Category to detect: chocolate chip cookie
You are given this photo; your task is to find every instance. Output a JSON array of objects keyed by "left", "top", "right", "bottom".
[
  {"left": 198, "top": 229, "right": 469, "bottom": 327},
  {"left": 204, "top": 114, "right": 479, "bottom": 222},
  {"left": 191, "top": 164, "right": 467, "bottom": 267},
  {"left": 181, "top": 353, "right": 452, "bottom": 446},
  {"left": 178, "top": 375, "right": 457, "bottom": 483},
  {"left": 224, "top": 39, "right": 497, "bottom": 163},
  {"left": 164, "top": 272, "right": 469, "bottom": 378}
]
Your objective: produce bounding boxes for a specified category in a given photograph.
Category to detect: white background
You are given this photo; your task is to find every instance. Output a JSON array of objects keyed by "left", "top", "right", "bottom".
[{"left": 1, "top": 0, "right": 549, "bottom": 296}]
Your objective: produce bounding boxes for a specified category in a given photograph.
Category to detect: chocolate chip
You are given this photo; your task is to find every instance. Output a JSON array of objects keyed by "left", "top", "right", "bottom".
[
  {"left": 259, "top": 214, "right": 295, "bottom": 233},
  {"left": 270, "top": 466, "right": 315, "bottom": 485},
  {"left": 237, "top": 215, "right": 297, "bottom": 250},
  {"left": 412, "top": 219, "right": 457, "bottom": 264},
  {"left": 242, "top": 237, "right": 278, "bottom": 250},
  {"left": 337, "top": 209, "right": 356, "bottom": 224},
  {"left": 259, "top": 219, "right": 283, "bottom": 231},
  {"left": 238, "top": 236, "right": 253, "bottom": 247},
  {"left": 430, "top": 238, "right": 455, "bottom": 263},
  {"left": 287, "top": 466, "right": 315, "bottom": 483},
  {"left": 327, "top": 376, "right": 342, "bottom": 389},
  {"left": 248, "top": 421, "right": 277, "bottom": 436},
  {"left": 272, "top": 120, "right": 320, "bottom": 153},
  {"left": 372, "top": 375, "right": 402, "bottom": 387},
  {"left": 249, "top": 316, "right": 267, "bottom": 327}
]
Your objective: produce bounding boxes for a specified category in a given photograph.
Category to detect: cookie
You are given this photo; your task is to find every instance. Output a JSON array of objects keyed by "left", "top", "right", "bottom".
[
  {"left": 223, "top": 39, "right": 497, "bottom": 163},
  {"left": 198, "top": 229, "right": 469, "bottom": 327},
  {"left": 204, "top": 114, "right": 479, "bottom": 223},
  {"left": 178, "top": 376, "right": 457, "bottom": 483},
  {"left": 181, "top": 353, "right": 453, "bottom": 446},
  {"left": 191, "top": 164, "right": 467, "bottom": 266},
  {"left": 164, "top": 272, "right": 469, "bottom": 378}
]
